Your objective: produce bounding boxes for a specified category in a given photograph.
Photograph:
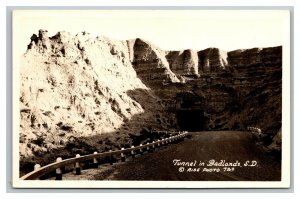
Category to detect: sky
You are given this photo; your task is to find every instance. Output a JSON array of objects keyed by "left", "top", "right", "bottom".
[{"left": 13, "top": 10, "right": 289, "bottom": 56}]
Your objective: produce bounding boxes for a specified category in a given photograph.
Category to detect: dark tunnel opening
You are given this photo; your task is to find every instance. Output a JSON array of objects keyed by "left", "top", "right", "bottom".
[{"left": 176, "top": 109, "right": 205, "bottom": 131}]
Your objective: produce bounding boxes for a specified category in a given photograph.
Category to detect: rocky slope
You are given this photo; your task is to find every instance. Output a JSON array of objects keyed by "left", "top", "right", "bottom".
[
  {"left": 19, "top": 30, "right": 282, "bottom": 173},
  {"left": 19, "top": 30, "right": 177, "bottom": 173}
]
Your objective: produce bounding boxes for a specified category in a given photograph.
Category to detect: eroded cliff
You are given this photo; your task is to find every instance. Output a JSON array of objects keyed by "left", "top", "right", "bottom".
[{"left": 19, "top": 30, "right": 177, "bottom": 173}]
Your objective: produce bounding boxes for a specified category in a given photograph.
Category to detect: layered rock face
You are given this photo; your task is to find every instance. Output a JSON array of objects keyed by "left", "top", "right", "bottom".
[
  {"left": 164, "top": 46, "right": 281, "bottom": 135},
  {"left": 19, "top": 30, "right": 176, "bottom": 167},
  {"left": 166, "top": 50, "right": 199, "bottom": 76},
  {"left": 19, "top": 30, "right": 282, "bottom": 170},
  {"left": 228, "top": 47, "right": 282, "bottom": 68},
  {"left": 131, "top": 38, "right": 179, "bottom": 86},
  {"left": 142, "top": 44, "right": 281, "bottom": 152},
  {"left": 165, "top": 48, "right": 229, "bottom": 76},
  {"left": 198, "top": 48, "right": 229, "bottom": 73}
]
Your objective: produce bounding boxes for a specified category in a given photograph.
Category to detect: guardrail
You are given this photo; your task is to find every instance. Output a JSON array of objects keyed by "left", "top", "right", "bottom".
[
  {"left": 247, "top": 126, "right": 262, "bottom": 137},
  {"left": 247, "top": 126, "right": 262, "bottom": 134},
  {"left": 21, "top": 131, "right": 189, "bottom": 180}
]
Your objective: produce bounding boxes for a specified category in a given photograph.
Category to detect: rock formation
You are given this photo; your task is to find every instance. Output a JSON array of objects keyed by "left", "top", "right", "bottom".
[
  {"left": 166, "top": 49, "right": 199, "bottom": 76},
  {"left": 131, "top": 38, "right": 180, "bottom": 86},
  {"left": 19, "top": 30, "right": 177, "bottom": 172},
  {"left": 19, "top": 30, "right": 282, "bottom": 172},
  {"left": 198, "top": 48, "right": 229, "bottom": 73},
  {"left": 227, "top": 47, "right": 282, "bottom": 68}
]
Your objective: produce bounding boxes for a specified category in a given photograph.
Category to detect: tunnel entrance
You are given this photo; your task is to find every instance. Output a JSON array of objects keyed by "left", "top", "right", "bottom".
[
  {"left": 176, "top": 109, "right": 205, "bottom": 131},
  {"left": 175, "top": 91, "right": 206, "bottom": 131}
]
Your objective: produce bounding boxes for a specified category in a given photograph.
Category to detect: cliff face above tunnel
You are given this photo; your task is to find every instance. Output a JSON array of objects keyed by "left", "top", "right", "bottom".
[
  {"left": 161, "top": 46, "right": 282, "bottom": 135},
  {"left": 19, "top": 30, "right": 282, "bottom": 165}
]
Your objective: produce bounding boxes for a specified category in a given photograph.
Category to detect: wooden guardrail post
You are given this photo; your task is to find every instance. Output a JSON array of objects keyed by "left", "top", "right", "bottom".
[
  {"left": 55, "top": 157, "right": 63, "bottom": 180},
  {"left": 93, "top": 152, "right": 98, "bottom": 168},
  {"left": 33, "top": 164, "right": 41, "bottom": 179},
  {"left": 157, "top": 139, "right": 160, "bottom": 147},
  {"left": 34, "top": 164, "right": 41, "bottom": 171},
  {"left": 152, "top": 141, "right": 155, "bottom": 151},
  {"left": 146, "top": 142, "right": 150, "bottom": 152},
  {"left": 75, "top": 154, "right": 81, "bottom": 175},
  {"left": 121, "top": 148, "right": 125, "bottom": 162},
  {"left": 109, "top": 150, "right": 113, "bottom": 165},
  {"left": 139, "top": 144, "right": 143, "bottom": 155},
  {"left": 131, "top": 146, "right": 135, "bottom": 158}
]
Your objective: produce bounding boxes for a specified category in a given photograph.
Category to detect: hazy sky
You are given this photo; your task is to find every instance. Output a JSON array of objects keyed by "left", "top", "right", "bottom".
[{"left": 14, "top": 10, "right": 289, "bottom": 55}]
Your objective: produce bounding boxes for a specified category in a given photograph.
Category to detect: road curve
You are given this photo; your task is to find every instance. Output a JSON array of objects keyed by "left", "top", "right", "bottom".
[{"left": 61, "top": 131, "right": 281, "bottom": 181}]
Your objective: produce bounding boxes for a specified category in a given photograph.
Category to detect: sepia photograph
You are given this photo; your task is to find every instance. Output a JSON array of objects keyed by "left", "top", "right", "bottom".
[{"left": 12, "top": 10, "right": 290, "bottom": 188}]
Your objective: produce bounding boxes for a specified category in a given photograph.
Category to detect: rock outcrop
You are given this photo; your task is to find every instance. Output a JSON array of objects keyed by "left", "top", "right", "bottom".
[
  {"left": 166, "top": 49, "right": 199, "bottom": 76},
  {"left": 132, "top": 38, "right": 180, "bottom": 86},
  {"left": 198, "top": 48, "right": 229, "bottom": 73},
  {"left": 227, "top": 46, "right": 282, "bottom": 68}
]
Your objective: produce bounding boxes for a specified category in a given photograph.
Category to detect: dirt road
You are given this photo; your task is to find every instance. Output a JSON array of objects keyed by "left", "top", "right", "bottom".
[{"left": 61, "top": 131, "right": 281, "bottom": 181}]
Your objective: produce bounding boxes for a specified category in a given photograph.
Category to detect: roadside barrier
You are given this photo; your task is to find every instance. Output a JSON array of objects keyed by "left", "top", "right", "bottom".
[{"left": 21, "top": 131, "right": 189, "bottom": 180}]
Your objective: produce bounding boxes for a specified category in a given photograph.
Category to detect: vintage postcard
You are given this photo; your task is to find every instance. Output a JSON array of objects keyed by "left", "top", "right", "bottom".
[{"left": 12, "top": 10, "right": 290, "bottom": 188}]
